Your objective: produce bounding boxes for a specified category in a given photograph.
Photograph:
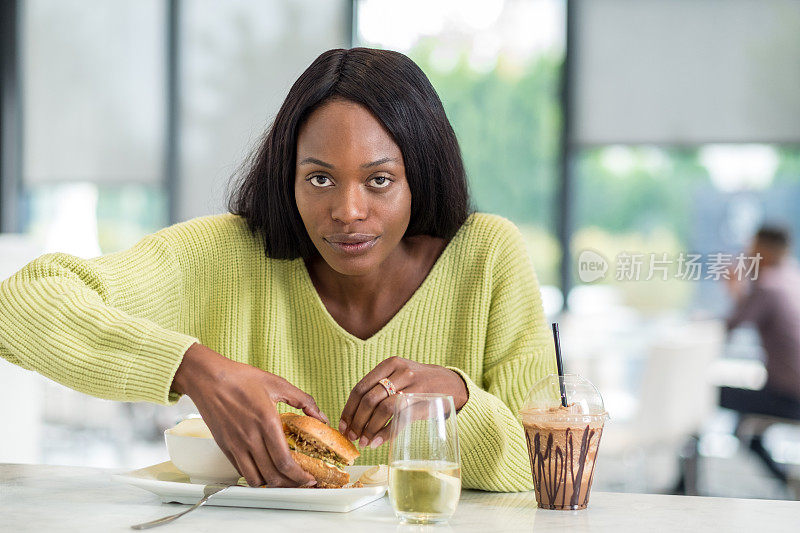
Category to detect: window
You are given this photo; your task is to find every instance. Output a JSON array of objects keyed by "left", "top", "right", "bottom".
[
  {"left": 357, "top": 0, "right": 566, "bottom": 289},
  {"left": 179, "top": 0, "right": 349, "bottom": 222},
  {"left": 571, "top": 145, "right": 800, "bottom": 314},
  {"left": 21, "top": 0, "right": 167, "bottom": 254}
]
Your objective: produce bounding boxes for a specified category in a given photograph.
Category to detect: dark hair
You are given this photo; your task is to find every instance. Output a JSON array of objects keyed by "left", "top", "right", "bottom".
[
  {"left": 756, "top": 224, "right": 791, "bottom": 250},
  {"left": 227, "top": 47, "right": 473, "bottom": 259}
]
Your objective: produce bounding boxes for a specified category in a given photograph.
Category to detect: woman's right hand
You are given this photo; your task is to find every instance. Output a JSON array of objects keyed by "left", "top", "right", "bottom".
[{"left": 171, "top": 343, "right": 327, "bottom": 488}]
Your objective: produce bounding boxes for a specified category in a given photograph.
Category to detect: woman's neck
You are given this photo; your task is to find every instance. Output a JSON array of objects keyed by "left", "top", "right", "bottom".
[{"left": 304, "top": 235, "right": 446, "bottom": 315}]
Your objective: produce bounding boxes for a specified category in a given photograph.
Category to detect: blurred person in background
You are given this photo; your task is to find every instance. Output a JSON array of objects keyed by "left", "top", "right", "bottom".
[{"left": 721, "top": 225, "right": 800, "bottom": 483}]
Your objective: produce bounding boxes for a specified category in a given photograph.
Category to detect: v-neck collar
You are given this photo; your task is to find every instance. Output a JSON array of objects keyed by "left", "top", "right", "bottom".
[{"left": 294, "top": 217, "right": 472, "bottom": 344}]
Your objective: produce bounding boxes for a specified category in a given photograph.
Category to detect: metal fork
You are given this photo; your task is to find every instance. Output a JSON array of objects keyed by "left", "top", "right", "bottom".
[{"left": 130, "top": 483, "right": 232, "bottom": 530}]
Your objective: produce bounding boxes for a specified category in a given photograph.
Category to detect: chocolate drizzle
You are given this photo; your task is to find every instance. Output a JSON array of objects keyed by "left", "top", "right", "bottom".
[{"left": 525, "top": 424, "right": 602, "bottom": 510}]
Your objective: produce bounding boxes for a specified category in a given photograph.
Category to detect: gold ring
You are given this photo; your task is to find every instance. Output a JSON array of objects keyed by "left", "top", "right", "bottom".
[{"left": 378, "top": 378, "right": 398, "bottom": 396}]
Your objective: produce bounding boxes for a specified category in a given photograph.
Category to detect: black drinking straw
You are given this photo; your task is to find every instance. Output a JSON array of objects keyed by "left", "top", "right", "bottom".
[{"left": 552, "top": 322, "right": 568, "bottom": 407}]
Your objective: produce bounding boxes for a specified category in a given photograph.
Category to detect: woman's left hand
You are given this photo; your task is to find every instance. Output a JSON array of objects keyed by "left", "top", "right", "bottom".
[{"left": 338, "top": 356, "right": 468, "bottom": 449}]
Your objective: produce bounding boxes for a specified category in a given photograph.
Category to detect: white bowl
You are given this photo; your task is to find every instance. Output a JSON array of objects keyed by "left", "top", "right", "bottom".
[{"left": 164, "top": 429, "right": 241, "bottom": 485}]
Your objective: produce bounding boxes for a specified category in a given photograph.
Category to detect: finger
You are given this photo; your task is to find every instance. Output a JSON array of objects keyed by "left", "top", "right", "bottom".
[
  {"left": 361, "top": 395, "right": 395, "bottom": 445},
  {"left": 232, "top": 448, "right": 265, "bottom": 488},
  {"left": 247, "top": 431, "right": 296, "bottom": 488},
  {"left": 213, "top": 430, "right": 259, "bottom": 486},
  {"left": 368, "top": 393, "right": 432, "bottom": 450},
  {"left": 276, "top": 385, "right": 329, "bottom": 425},
  {"left": 262, "top": 414, "right": 316, "bottom": 486},
  {"left": 350, "top": 370, "right": 411, "bottom": 444},
  {"left": 340, "top": 356, "right": 401, "bottom": 435},
  {"left": 219, "top": 446, "right": 246, "bottom": 484},
  {"left": 348, "top": 385, "right": 387, "bottom": 444},
  {"left": 368, "top": 424, "right": 393, "bottom": 449}
]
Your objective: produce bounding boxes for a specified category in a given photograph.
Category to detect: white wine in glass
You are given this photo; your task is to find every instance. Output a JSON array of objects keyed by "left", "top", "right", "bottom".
[{"left": 388, "top": 393, "right": 461, "bottom": 524}]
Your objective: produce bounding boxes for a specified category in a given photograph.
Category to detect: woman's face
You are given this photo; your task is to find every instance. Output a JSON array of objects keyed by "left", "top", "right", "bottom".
[{"left": 294, "top": 100, "right": 411, "bottom": 276}]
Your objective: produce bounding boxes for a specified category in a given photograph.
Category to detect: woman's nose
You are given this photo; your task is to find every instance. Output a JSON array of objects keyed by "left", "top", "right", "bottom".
[{"left": 331, "top": 185, "right": 368, "bottom": 224}]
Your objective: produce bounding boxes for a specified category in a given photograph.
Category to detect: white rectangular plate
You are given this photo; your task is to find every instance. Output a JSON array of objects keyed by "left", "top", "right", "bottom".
[{"left": 111, "top": 461, "right": 387, "bottom": 513}]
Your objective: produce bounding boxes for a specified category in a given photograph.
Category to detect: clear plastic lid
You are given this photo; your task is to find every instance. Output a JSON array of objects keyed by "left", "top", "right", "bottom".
[{"left": 518, "top": 374, "right": 608, "bottom": 425}]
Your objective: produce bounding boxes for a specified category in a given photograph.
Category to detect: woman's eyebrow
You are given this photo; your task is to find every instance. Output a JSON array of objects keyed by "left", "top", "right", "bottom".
[
  {"left": 298, "top": 157, "right": 334, "bottom": 168},
  {"left": 361, "top": 157, "right": 399, "bottom": 168},
  {"left": 297, "top": 156, "right": 399, "bottom": 169}
]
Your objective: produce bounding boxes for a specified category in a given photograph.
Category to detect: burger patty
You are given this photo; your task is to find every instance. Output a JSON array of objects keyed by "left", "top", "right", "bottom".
[{"left": 285, "top": 433, "right": 347, "bottom": 471}]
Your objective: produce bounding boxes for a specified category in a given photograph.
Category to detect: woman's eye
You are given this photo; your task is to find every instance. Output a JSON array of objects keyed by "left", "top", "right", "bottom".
[
  {"left": 308, "top": 175, "right": 331, "bottom": 187},
  {"left": 370, "top": 176, "right": 391, "bottom": 188}
]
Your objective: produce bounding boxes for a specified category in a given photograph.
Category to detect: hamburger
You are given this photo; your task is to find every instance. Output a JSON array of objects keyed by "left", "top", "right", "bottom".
[{"left": 280, "top": 413, "right": 360, "bottom": 488}]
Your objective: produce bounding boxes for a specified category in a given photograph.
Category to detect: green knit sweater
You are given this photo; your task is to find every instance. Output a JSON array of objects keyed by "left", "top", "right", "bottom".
[{"left": 0, "top": 212, "right": 555, "bottom": 491}]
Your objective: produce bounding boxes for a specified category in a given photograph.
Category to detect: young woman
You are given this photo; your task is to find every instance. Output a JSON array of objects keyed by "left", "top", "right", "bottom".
[{"left": 0, "top": 48, "right": 555, "bottom": 491}]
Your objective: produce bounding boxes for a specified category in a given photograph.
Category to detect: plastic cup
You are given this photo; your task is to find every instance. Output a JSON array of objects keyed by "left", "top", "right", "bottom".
[{"left": 518, "top": 374, "right": 608, "bottom": 510}]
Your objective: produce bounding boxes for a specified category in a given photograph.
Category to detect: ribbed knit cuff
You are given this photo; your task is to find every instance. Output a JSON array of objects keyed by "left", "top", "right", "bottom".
[
  {"left": 446, "top": 366, "right": 534, "bottom": 492},
  {"left": 124, "top": 328, "right": 199, "bottom": 406}
]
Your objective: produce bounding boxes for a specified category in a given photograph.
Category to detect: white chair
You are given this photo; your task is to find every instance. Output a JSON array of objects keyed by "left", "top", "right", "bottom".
[{"left": 599, "top": 319, "right": 725, "bottom": 492}]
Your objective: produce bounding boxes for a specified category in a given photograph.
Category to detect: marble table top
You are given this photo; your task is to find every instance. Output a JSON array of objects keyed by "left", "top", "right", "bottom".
[{"left": 1, "top": 463, "right": 798, "bottom": 532}]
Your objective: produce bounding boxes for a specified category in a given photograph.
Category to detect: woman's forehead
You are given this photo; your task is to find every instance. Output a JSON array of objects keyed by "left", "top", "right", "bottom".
[{"left": 297, "top": 101, "right": 402, "bottom": 164}]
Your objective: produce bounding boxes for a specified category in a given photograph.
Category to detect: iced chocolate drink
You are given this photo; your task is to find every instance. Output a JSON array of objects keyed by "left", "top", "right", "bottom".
[
  {"left": 518, "top": 375, "right": 608, "bottom": 510},
  {"left": 521, "top": 405, "right": 604, "bottom": 510}
]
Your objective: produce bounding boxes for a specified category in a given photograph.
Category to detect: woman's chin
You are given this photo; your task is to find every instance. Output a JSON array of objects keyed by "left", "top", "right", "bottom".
[
  {"left": 324, "top": 257, "right": 379, "bottom": 277},
  {"left": 316, "top": 239, "right": 385, "bottom": 276}
]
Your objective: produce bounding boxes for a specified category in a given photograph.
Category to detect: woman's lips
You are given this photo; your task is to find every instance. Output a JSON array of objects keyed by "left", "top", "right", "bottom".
[{"left": 325, "top": 237, "right": 379, "bottom": 255}]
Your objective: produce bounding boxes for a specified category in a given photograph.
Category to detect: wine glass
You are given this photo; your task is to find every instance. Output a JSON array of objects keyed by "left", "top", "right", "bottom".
[{"left": 388, "top": 393, "right": 461, "bottom": 524}]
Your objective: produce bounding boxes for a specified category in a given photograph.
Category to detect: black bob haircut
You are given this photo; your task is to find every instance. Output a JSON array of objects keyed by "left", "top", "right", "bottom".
[{"left": 227, "top": 47, "right": 473, "bottom": 259}]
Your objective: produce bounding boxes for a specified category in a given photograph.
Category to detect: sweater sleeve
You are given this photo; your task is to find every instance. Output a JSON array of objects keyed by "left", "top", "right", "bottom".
[
  {"left": 0, "top": 233, "right": 199, "bottom": 406},
  {"left": 447, "top": 220, "right": 556, "bottom": 492}
]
